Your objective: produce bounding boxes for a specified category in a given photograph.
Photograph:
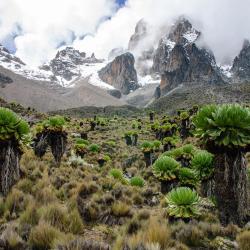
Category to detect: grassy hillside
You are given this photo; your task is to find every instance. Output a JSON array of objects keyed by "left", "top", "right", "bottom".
[
  {"left": 149, "top": 83, "right": 250, "bottom": 114},
  {"left": 0, "top": 104, "right": 249, "bottom": 249}
]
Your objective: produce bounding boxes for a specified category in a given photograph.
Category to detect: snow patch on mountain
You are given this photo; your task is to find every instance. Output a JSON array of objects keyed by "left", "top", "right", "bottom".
[
  {"left": 183, "top": 31, "right": 199, "bottom": 44},
  {"left": 138, "top": 74, "right": 160, "bottom": 86},
  {"left": 220, "top": 65, "right": 233, "bottom": 78}
]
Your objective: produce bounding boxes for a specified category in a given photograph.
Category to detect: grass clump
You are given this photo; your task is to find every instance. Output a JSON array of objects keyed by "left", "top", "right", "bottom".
[
  {"left": 28, "top": 222, "right": 61, "bottom": 250},
  {"left": 236, "top": 231, "right": 250, "bottom": 250},
  {"left": 41, "top": 203, "right": 68, "bottom": 231},
  {"left": 130, "top": 176, "right": 145, "bottom": 187},
  {"left": 112, "top": 202, "right": 131, "bottom": 217}
]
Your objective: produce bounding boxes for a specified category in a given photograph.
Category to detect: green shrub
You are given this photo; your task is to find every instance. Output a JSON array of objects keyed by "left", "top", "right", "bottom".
[
  {"left": 191, "top": 150, "right": 214, "bottom": 180},
  {"left": 88, "top": 144, "right": 101, "bottom": 153},
  {"left": 166, "top": 187, "right": 201, "bottom": 218},
  {"left": 43, "top": 116, "right": 66, "bottom": 131},
  {"left": 163, "top": 144, "right": 196, "bottom": 161},
  {"left": 106, "top": 140, "right": 116, "bottom": 147},
  {"left": 141, "top": 141, "right": 154, "bottom": 152},
  {"left": 109, "top": 169, "right": 124, "bottom": 180},
  {"left": 0, "top": 107, "right": 29, "bottom": 142},
  {"left": 153, "top": 140, "right": 162, "bottom": 150},
  {"left": 75, "top": 138, "right": 89, "bottom": 145},
  {"left": 178, "top": 168, "right": 199, "bottom": 187},
  {"left": 152, "top": 156, "right": 180, "bottom": 181},
  {"left": 194, "top": 104, "right": 250, "bottom": 147},
  {"left": 130, "top": 176, "right": 145, "bottom": 187},
  {"left": 163, "top": 136, "right": 180, "bottom": 146},
  {"left": 180, "top": 112, "right": 189, "bottom": 120}
]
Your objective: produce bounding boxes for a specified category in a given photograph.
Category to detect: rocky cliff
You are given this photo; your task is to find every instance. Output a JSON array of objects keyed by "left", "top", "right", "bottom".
[
  {"left": 151, "top": 18, "right": 223, "bottom": 96},
  {"left": 231, "top": 40, "right": 250, "bottom": 83},
  {"left": 98, "top": 53, "right": 139, "bottom": 95}
]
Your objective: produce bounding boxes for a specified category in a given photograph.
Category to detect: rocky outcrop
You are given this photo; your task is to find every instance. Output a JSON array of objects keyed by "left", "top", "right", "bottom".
[
  {"left": 107, "top": 89, "right": 122, "bottom": 99},
  {"left": 152, "top": 18, "right": 200, "bottom": 74},
  {"left": 41, "top": 47, "right": 104, "bottom": 82},
  {"left": 0, "top": 73, "right": 13, "bottom": 87},
  {"left": 231, "top": 40, "right": 250, "bottom": 82},
  {"left": 0, "top": 44, "right": 25, "bottom": 67},
  {"left": 98, "top": 53, "right": 139, "bottom": 95},
  {"left": 160, "top": 43, "right": 224, "bottom": 94}
]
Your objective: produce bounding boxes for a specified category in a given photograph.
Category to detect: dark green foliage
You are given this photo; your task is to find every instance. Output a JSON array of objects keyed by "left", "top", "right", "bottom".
[
  {"left": 152, "top": 156, "right": 180, "bottom": 181},
  {"left": 194, "top": 104, "right": 250, "bottom": 147},
  {"left": 166, "top": 187, "right": 201, "bottom": 218},
  {"left": 178, "top": 168, "right": 199, "bottom": 187},
  {"left": 109, "top": 169, "right": 123, "bottom": 179},
  {"left": 191, "top": 150, "right": 214, "bottom": 180},
  {"left": 43, "top": 116, "right": 66, "bottom": 131},
  {"left": 88, "top": 144, "right": 101, "bottom": 153},
  {"left": 130, "top": 176, "right": 145, "bottom": 187},
  {"left": 141, "top": 141, "right": 154, "bottom": 153},
  {"left": 0, "top": 107, "right": 29, "bottom": 142}
]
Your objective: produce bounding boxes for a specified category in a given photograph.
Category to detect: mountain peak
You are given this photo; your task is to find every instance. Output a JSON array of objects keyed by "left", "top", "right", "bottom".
[{"left": 168, "top": 17, "right": 201, "bottom": 45}]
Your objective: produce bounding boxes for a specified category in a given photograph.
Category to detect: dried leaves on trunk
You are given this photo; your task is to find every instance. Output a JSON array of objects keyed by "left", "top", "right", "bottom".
[
  {"left": 0, "top": 140, "right": 21, "bottom": 195},
  {"left": 33, "top": 131, "right": 67, "bottom": 164}
]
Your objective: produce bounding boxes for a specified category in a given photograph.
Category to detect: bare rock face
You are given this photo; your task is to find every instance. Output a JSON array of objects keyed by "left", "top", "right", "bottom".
[
  {"left": 0, "top": 73, "right": 13, "bottom": 88},
  {"left": 152, "top": 18, "right": 200, "bottom": 74},
  {"left": 98, "top": 53, "right": 139, "bottom": 95},
  {"left": 151, "top": 18, "right": 223, "bottom": 96},
  {"left": 231, "top": 40, "right": 250, "bottom": 82},
  {"left": 160, "top": 43, "right": 224, "bottom": 94},
  {"left": 168, "top": 18, "right": 201, "bottom": 46}
]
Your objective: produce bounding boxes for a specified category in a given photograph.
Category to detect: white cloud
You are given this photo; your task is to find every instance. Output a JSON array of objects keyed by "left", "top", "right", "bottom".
[
  {"left": 0, "top": 0, "right": 250, "bottom": 66},
  {"left": 0, "top": 0, "right": 117, "bottom": 66}
]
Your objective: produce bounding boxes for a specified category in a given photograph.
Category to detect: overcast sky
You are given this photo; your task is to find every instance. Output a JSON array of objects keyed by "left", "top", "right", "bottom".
[{"left": 0, "top": 0, "right": 250, "bottom": 66}]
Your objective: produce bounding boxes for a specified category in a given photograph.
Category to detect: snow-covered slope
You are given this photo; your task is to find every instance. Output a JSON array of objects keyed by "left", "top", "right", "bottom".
[
  {"left": 0, "top": 44, "right": 55, "bottom": 83},
  {"left": 0, "top": 44, "right": 115, "bottom": 90}
]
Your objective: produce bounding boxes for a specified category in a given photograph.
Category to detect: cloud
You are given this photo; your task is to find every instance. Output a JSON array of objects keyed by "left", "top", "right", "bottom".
[
  {"left": 0, "top": 0, "right": 250, "bottom": 66},
  {"left": 0, "top": 0, "right": 117, "bottom": 66}
]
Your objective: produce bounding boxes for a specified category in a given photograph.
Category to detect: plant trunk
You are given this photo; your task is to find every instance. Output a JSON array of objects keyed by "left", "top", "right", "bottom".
[
  {"left": 163, "top": 143, "right": 173, "bottom": 152},
  {"left": 48, "top": 131, "right": 67, "bottom": 164},
  {"left": 143, "top": 151, "right": 152, "bottom": 167},
  {"left": 161, "top": 180, "right": 178, "bottom": 194},
  {"left": 200, "top": 178, "right": 215, "bottom": 197},
  {"left": 132, "top": 135, "right": 138, "bottom": 146},
  {"left": 180, "top": 119, "right": 189, "bottom": 141},
  {"left": 0, "top": 140, "right": 21, "bottom": 196},
  {"left": 33, "top": 132, "right": 49, "bottom": 158},
  {"left": 125, "top": 136, "right": 132, "bottom": 146},
  {"left": 213, "top": 149, "right": 248, "bottom": 226}
]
